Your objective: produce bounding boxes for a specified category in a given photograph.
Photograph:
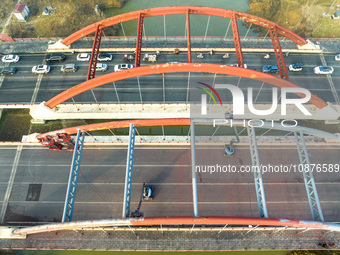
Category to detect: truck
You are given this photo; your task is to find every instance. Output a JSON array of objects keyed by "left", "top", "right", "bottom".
[{"left": 143, "top": 53, "right": 157, "bottom": 62}]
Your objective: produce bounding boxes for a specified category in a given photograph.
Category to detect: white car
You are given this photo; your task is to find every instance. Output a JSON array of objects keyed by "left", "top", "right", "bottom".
[
  {"left": 96, "top": 63, "right": 107, "bottom": 72},
  {"left": 335, "top": 54, "right": 340, "bottom": 61},
  {"left": 289, "top": 63, "right": 303, "bottom": 72},
  {"left": 314, "top": 66, "right": 334, "bottom": 75},
  {"left": 230, "top": 63, "right": 248, "bottom": 68},
  {"left": 32, "top": 65, "right": 50, "bottom": 74},
  {"left": 114, "top": 63, "right": 134, "bottom": 72},
  {"left": 98, "top": 53, "right": 112, "bottom": 61},
  {"left": 2, "top": 55, "right": 19, "bottom": 63},
  {"left": 77, "top": 53, "right": 90, "bottom": 61}
]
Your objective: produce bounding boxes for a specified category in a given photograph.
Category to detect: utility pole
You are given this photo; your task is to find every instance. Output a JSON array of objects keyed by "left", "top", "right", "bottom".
[
  {"left": 324, "top": 0, "right": 337, "bottom": 16},
  {"left": 48, "top": 0, "right": 55, "bottom": 10}
]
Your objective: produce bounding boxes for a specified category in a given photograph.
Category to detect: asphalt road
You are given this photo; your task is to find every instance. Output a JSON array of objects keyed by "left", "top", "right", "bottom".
[
  {"left": 0, "top": 52, "right": 339, "bottom": 104},
  {"left": 1, "top": 144, "right": 340, "bottom": 224}
]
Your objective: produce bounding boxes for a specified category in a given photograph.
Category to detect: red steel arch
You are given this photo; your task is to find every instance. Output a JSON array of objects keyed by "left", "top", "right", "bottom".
[
  {"left": 37, "top": 118, "right": 190, "bottom": 139},
  {"left": 62, "top": 6, "right": 307, "bottom": 47},
  {"left": 13, "top": 216, "right": 340, "bottom": 235},
  {"left": 45, "top": 63, "right": 327, "bottom": 109}
]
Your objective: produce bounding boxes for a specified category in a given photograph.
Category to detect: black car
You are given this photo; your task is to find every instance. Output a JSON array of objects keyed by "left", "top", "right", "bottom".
[
  {"left": 45, "top": 53, "right": 66, "bottom": 62},
  {"left": 0, "top": 67, "right": 16, "bottom": 75}
]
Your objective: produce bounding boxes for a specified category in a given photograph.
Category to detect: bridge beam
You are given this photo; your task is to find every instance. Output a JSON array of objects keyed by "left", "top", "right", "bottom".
[
  {"left": 62, "top": 129, "right": 85, "bottom": 222},
  {"left": 122, "top": 124, "right": 136, "bottom": 218},
  {"left": 190, "top": 120, "right": 199, "bottom": 217},
  {"left": 135, "top": 13, "right": 144, "bottom": 68},
  {"left": 230, "top": 13, "right": 244, "bottom": 68},
  {"left": 294, "top": 130, "right": 324, "bottom": 222},
  {"left": 87, "top": 25, "right": 103, "bottom": 80},
  {"left": 269, "top": 25, "right": 289, "bottom": 80},
  {"left": 186, "top": 9, "right": 192, "bottom": 63},
  {"left": 247, "top": 126, "right": 268, "bottom": 218}
]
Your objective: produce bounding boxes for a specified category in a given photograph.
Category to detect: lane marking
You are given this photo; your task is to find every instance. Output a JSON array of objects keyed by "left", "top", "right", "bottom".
[
  {"left": 0, "top": 145, "right": 22, "bottom": 223},
  {"left": 0, "top": 63, "right": 10, "bottom": 89},
  {"left": 9, "top": 182, "right": 340, "bottom": 186},
  {"left": 7, "top": 201, "right": 340, "bottom": 204}
]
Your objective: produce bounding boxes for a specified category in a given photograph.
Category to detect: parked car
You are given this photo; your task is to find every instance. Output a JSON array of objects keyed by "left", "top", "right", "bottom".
[
  {"left": 98, "top": 53, "right": 112, "bottom": 61},
  {"left": 0, "top": 67, "right": 16, "bottom": 75},
  {"left": 230, "top": 63, "right": 248, "bottom": 68},
  {"left": 2, "top": 55, "right": 19, "bottom": 63},
  {"left": 335, "top": 54, "right": 340, "bottom": 61},
  {"left": 289, "top": 63, "right": 303, "bottom": 72},
  {"left": 262, "top": 65, "right": 279, "bottom": 73},
  {"left": 77, "top": 53, "right": 90, "bottom": 61},
  {"left": 61, "top": 64, "right": 77, "bottom": 73},
  {"left": 114, "top": 63, "right": 134, "bottom": 72},
  {"left": 45, "top": 53, "right": 66, "bottom": 62},
  {"left": 314, "top": 66, "right": 334, "bottom": 75},
  {"left": 96, "top": 63, "right": 107, "bottom": 72},
  {"left": 32, "top": 65, "right": 50, "bottom": 74}
]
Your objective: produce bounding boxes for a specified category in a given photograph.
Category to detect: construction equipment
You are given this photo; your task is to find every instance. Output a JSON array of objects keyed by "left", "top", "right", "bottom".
[
  {"left": 55, "top": 133, "right": 75, "bottom": 151},
  {"left": 122, "top": 54, "right": 134, "bottom": 61},
  {"left": 130, "top": 182, "right": 152, "bottom": 218},
  {"left": 38, "top": 135, "right": 62, "bottom": 151},
  {"left": 142, "top": 53, "right": 157, "bottom": 62}
]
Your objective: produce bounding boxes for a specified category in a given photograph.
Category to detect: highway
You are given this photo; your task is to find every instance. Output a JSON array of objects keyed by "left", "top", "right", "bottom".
[
  {"left": 0, "top": 52, "right": 339, "bottom": 105},
  {"left": 1, "top": 144, "right": 340, "bottom": 224}
]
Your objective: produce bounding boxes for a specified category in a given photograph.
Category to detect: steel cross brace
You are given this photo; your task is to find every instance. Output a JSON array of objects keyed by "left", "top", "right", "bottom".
[
  {"left": 269, "top": 25, "right": 289, "bottom": 80},
  {"left": 294, "top": 131, "right": 324, "bottom": 222},
  {"left": 186, "top": 9, "right": 192, "bottom": 63},
  {"left": 87, "top": 25, "right": 103, "bottom": 80},
  {"left": 62, "top": 129, "right": 85, "bottom": 222},
  {"left": 122, "top": 124, "right": 136, "bottom": 218},
  {"left": 135, "top": 13, "right": 144, "bottom": 68},
  {"left": 247, "top": 126, "right": 268, "bottom": 218},
  {"left": 190, "top": 121, "right": 199, "bottom": 217},
  {"left": 230, "top": 13, "right": 244, "bottom": 68}
]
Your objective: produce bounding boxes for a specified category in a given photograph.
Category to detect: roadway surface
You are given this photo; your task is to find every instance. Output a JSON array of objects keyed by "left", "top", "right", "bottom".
[
  {"left": 0, "top": 52, "right": 339, "bottom": 105},
  {"left": 1, "top": 144, "right": 340, "bottom": 224}
]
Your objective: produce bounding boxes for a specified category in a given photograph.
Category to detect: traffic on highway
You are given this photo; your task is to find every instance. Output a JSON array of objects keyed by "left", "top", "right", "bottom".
[{"left": 0, "top": 51, "right": 339, "bottom": 105}]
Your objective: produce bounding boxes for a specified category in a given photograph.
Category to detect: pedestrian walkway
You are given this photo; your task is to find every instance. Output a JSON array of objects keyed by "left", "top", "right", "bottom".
[
  {"left": 0, "top": 37, "right": 339, "bottom": 54},
  {"left": 0, "top": 228, "right": 338, "bottom": 250}
]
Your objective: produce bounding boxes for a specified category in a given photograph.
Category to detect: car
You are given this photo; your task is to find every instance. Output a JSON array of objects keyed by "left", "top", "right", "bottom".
[
  {"left": 262, "top": 65, "right": 279, "bottom": 73},
  {"left": 32, "top": 65, "right": 50, "bottom": 74},
  {"left": 98, "top": 53, "right": 112, "bottom": 61},
  {"left": 114, "top": 63, "right": 134, "bottom": 72},
  {"left": 61, "top": 64, "right": 77, "bottom": 73},
  {"left": 289, "top": 63, "right": 303, "bottom": 72},
  {"left": 230, "top": 63, "right": 248, "bottom": 68},
  {"left": 77, "top": 53, "right": 90, "bottom": 61},
  {"left": 335, "top": 54, "right": 340, "bottom": 61},
  {"left": 45, "top": 53, "right": 66, "bottom": 62},
  {"left": 96, "top": 63, "right": 107, "bottom": 72},
  {"left": 314, "top": 66, "right": 334, "bottom": 75},
  {"left": 2, "top": 55, "right": 19, "bottom": 63},
  {"left": 0, "top": 67, "right": 16, "bottom": 75}
]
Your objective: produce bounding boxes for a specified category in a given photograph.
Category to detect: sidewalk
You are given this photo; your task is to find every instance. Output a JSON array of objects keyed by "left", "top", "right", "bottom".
[
  {"left": 0, "top": 37, "right": 339, "bottom": 54},
  {"left": 0, "top": 228, "right": 338, "bottom": 250}
]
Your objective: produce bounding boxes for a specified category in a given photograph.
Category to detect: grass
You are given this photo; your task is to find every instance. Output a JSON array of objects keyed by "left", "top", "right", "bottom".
[
  {"left": 2, "top": 0, "right": 127, "bottom": 38},
  {"left": 247, "top": 0, "right": 340, "bottom": 38},
  {"left": 0, "top": 0, "right": 17, "bottom": 32},
  {"left": 0, "top": 109, "right": 31, "bottom": 141}
]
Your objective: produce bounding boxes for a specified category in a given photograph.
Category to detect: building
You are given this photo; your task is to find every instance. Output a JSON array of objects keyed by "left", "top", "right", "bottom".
[{"left": 12, "top": 3, "right": 30, "bottom": 22}]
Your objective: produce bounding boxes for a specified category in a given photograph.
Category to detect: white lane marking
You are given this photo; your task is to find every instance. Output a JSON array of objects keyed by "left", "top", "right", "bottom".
[
  {"left": 30, "top": 74, "right": 43, "bottom": 104},
  {"left": 320, "top": 52, "right": 340, "bottom": 104},
  {"left": 0, "top": 145, "right": 22, "bottom": 223},
  {"left": 9, "top": 182, "right": 340, "bottom": 186},
  {"left": 7, "top": 201, "right": 340, "bottom": 204}
]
